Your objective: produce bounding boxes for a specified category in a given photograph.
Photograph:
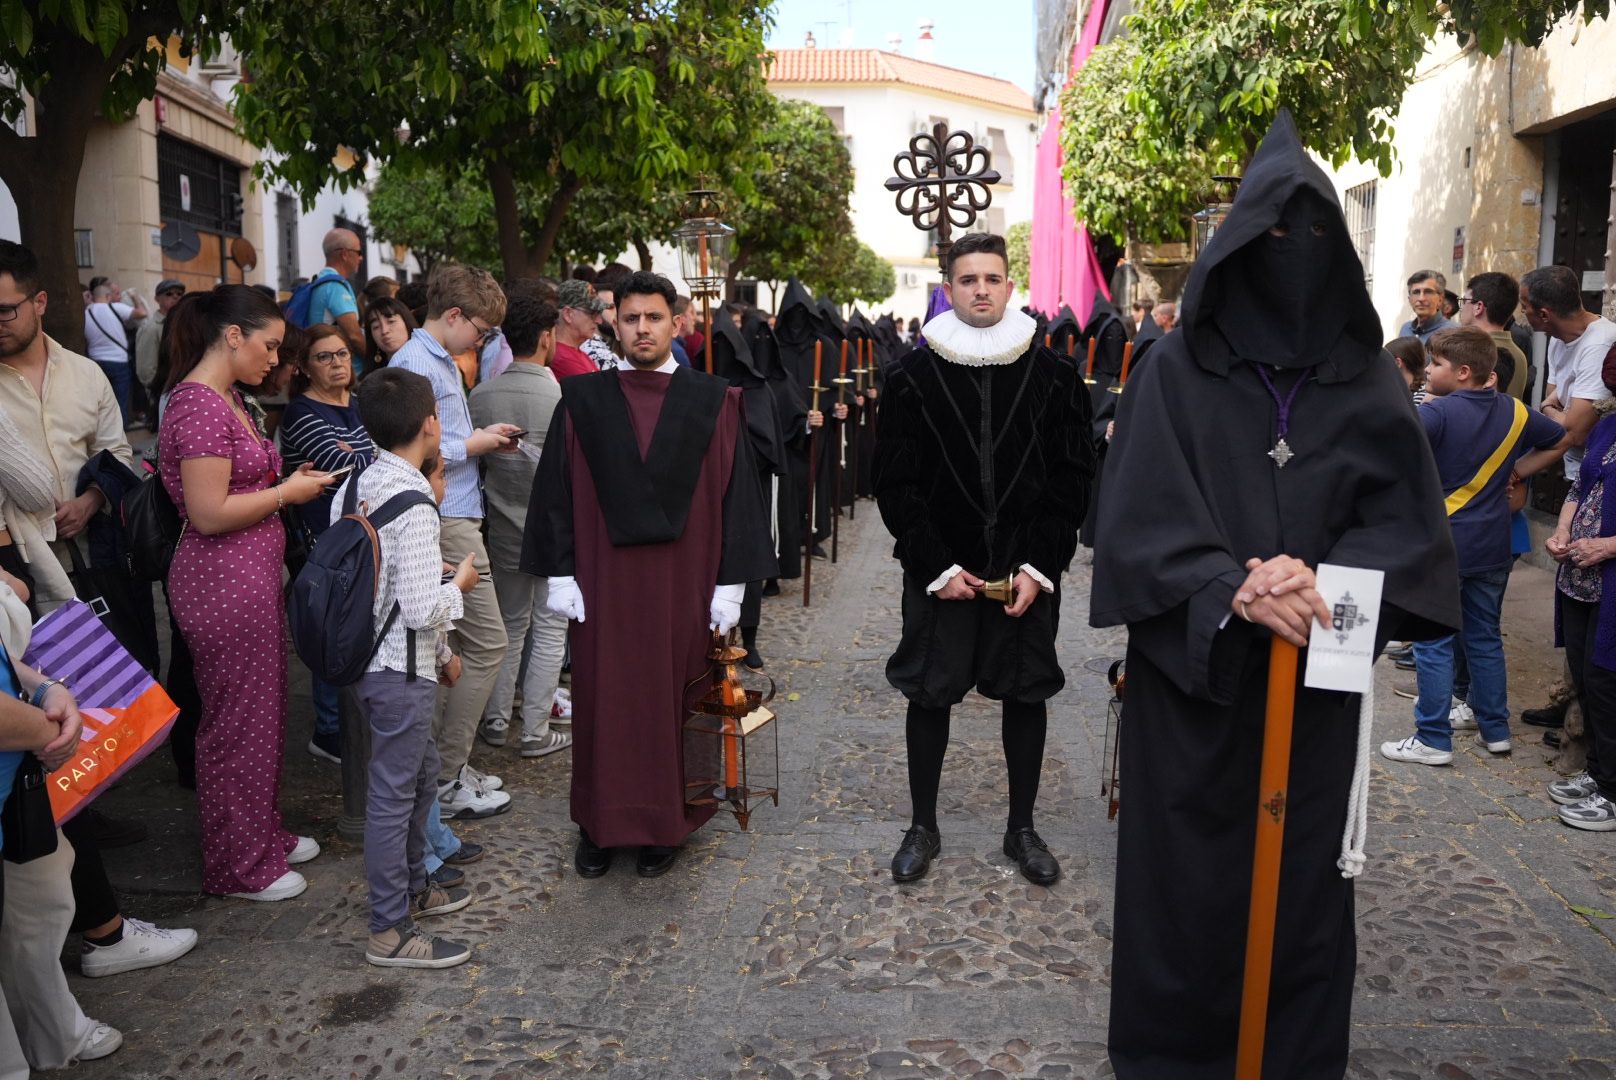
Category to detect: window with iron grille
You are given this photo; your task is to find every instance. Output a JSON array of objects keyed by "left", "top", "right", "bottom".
[
  {"left": 1344, "top": 180, "right": 1376, "bottom": 289},
  {"left": 158, "top": 134, "right": 243, "bottom": 237}
]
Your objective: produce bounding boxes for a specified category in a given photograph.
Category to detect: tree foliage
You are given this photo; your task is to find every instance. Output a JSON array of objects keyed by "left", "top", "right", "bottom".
[
  {"left": 810, "top": 236, "right": 894, "bottom": 308},
  {"left": 725, "top": 98, "right": 854, "bottom": 284},
  {"left": 367, "top": 162, "right": 500, "bottom": 275},
  {"left": 1057, "top": 0, "right": 1611, "bottom": 246},
  {"left": 1005, "top": 221, "right": 1032, "bottom": 291},
  {"left": 235, "top": 1, "right": 774, "bottom": 280}
]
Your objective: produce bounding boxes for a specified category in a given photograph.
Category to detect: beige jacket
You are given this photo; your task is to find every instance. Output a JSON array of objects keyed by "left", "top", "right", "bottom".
[{"left": 0, "top": 338, "right": 133, "bottom": 604}]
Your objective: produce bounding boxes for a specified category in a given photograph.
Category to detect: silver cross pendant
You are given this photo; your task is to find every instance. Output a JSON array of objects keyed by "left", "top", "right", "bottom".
[{"left": 1268, "top": 438, "right": 1294, "bottom": 468}]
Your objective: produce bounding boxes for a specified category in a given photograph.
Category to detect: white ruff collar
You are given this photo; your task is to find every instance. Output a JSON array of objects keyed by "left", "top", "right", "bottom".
[{"left": 921, "top": 308, "right": 1038, "bottom": 366}]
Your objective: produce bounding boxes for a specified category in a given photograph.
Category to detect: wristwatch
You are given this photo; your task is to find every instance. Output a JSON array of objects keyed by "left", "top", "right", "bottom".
[{"left": 29, "top": 679, "right": 64, "bottom": 708}]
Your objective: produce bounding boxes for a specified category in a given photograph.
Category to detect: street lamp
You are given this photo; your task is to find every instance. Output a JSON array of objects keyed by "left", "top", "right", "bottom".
[
  {"left": 673, "top": 188, "right": 735, "bottom": 375},
  {"left": 1193, "top": 174, "right": 1242, "bottom": 258}
]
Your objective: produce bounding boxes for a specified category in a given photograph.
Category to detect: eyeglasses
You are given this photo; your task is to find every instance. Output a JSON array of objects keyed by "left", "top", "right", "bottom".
[
  {"left": 464, "top": 316, "right": 495, "bottom": 348},
  {"left": 1409, "top": 287, "right": 1442, "bottom": 298},
  {"left": 310, "top": 348, "right": 353, "bottom": 365},
  {"left": 1459, "top": 295, "right": 1480, "bottom": 305},
  {"left": 0, "top": 293, "right": 40, "bottom": 323}
]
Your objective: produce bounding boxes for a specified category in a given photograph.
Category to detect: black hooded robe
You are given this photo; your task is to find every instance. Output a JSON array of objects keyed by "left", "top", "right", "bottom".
[
  {"left": 1078, "top": 292, "right": 1129, "bottom": 547},
  {"left": 1090, "top": 112, "right": 1460, "bottom": 1079},
  {"left": 712, "top": 318, "right": 786, "bottom": 629},
  {"left": 776, "top": 280, "right": 837, "bottom": 548},
  {"left": 846, "top": 309, "right": 880, "bottom": 500},
  {"left": 744, "top": 312, "right": 806, "bottom": 581}
]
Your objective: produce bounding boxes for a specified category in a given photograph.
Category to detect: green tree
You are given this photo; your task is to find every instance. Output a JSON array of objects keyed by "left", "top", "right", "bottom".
[
  {"left": 724, "top": 98, "right": 854, "bottom": 288},
  {"left": 1005, "top": 221, "right": 1032, "bottom": 290},
  {"left": 810, "top": 237, "right": 894, "bottom": 308},
  {"left": 0, "top": 0, "right": 242, "bottom": 346},
  {"left": 367, "top": 161, "right": 500, "bottom": 275},
  {"left": 235, "top": 1, "right": 774, "bottom": 281}
]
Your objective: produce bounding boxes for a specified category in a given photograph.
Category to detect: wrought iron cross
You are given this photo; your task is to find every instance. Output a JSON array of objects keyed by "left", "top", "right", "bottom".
[{"left": 884, "top": 122, "right": 1001, "bottom": 275}]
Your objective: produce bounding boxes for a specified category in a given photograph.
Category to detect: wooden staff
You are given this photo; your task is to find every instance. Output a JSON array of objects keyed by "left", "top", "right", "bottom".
[
  {"left": 1109, "top": 341, "right": 1135, "bottom": 395},
  {"left": 1235, "top": 637, "right": 1300, "bottom": 1080},
  {"left": 831, "top": 339, "right": 849, "bottom": 564},
  {"left": 1084, "top": 337, "right": 1097, "bottom": 384},
  {"left": 804, "top": 341, "right": 823, "bottom": 608},
  {"left": 849, "top": 338, "right": 863, "bottom": 523}
]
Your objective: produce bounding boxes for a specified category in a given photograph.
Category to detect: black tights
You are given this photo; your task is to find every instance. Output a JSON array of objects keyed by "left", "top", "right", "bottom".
[{"left": 905, "top": 699, "right": 1047, "bottom": 831}]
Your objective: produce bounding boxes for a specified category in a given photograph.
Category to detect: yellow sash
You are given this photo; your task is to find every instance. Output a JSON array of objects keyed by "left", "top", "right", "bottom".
[{"left": 1444, "top": 398, "right": 1528, "bottom": 516}]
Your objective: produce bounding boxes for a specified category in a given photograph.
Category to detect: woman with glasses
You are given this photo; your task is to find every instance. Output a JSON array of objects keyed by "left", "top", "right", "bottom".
[{"left": 280, "top": 323, "right": 376, "bottom": 765}]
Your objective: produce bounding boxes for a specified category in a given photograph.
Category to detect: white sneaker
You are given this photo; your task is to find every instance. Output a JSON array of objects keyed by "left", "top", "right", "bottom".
[
  {"left": 461, "top": 763, "right": 503, "bottom": 794},
  {"left": 74, "top": 1021, "right": 123, "bottom": 1062},
  {"left": 81, "top": 918, "right": 198, "bottom": 977},
  {"left": 227, "top": 870, "right": 308, "bottom": 902},
  {"left": 438, "top": 779, "right": 511, "bottom": 820},
  {"left": 1472, "top": 733, "right": 1511, "bottom": 754},
  {"left": 1379, "top": 735, "right": 1454, "bottom": 766},
  {"left": 1550, "top": 770, "right": 1599, "bottom": 806},
  {"left": 287, "top": 835, "right": 321, "bottom": 865},
  {"left": 552, "top": 688, "right": 573, "bottom": 720},
  {"left": 1448, "top": 697, "right": 1477, "bottom": 730}
]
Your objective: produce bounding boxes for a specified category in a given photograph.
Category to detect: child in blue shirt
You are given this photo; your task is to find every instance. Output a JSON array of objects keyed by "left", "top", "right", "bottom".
[{"left": 1382, "top": 326, "right": 1568, "bottom": 765}]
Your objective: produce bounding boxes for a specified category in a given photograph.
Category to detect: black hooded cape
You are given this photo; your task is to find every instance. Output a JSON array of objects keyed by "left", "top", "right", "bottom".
[
  {"left": 775, "top": 279, "right": 837, "bottom": 544},
  {"left": 712, "top": 319, "right": 785, "bottom": 626},
  {"left": 1089, "top": 111, "right": 1460, "bottom": 1079},
  {"left": 744, "top": 311, "right": 806, "bottom": 579}
]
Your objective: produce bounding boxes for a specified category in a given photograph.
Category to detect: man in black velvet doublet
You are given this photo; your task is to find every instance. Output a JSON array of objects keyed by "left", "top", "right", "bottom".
[{"left": 873, "top": 232, "right": 1095, "bottom": 887}]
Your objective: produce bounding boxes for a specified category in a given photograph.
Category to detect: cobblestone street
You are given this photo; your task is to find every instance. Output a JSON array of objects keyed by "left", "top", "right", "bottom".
[{"left": 52, "top": 511, "right": 1616, "bottom": 1079}]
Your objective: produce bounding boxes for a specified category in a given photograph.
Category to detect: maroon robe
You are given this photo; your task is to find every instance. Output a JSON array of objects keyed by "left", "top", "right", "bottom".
[{"left": 523, "top": 366, "right": 775, "bottom": 847}]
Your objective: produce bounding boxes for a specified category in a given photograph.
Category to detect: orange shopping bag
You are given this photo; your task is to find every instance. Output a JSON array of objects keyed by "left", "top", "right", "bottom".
[{"left": 21, "top": 599, "right": 179, "bottom": 825}]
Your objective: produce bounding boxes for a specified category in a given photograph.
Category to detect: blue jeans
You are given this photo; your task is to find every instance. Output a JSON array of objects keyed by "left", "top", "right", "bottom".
[
  {"left": 312, "top": 678, "right": 340, "bottom": 738},
  {"left": 96, "top": 361, "right": 131, "bottom": 427},
  {"left": 1413, "top": 567, "right": 1512, "bottom": 751},
  {"left": 422, "top": 799, "right": 460, "bottom": 874}
]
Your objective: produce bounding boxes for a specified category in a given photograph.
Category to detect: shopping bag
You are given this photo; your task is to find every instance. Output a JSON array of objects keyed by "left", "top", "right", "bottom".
[{"left": 21, "top": 599, "right": 179, "bottom": 825}]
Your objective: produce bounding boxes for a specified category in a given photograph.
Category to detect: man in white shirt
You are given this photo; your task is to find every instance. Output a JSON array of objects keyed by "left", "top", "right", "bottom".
[
  {"left": 82, "top": 277, "right": 147, "bottom": 427},
  {"left": 1521, "top": 265, "right": 1616, "bottom": 479}
]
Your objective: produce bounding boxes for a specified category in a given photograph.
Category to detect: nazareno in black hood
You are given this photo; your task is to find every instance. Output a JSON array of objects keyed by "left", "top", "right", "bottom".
[
  {"left": 709, "top": 313, "right": 763, "bottom": 382},
  {"left": 1178, "top": 109, "right": 1382, "bottom": 383},
  {"left": 776, "top": 279, "right": 818, "bottom": 347}
]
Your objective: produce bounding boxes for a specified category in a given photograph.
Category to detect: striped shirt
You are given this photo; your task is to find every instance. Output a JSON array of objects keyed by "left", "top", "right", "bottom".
[
  {"left": 390, "top": 328, "right": 483, "bottom": 519},
  {"left": 280, "top": 394, "right": 375, "bottom": 537}
]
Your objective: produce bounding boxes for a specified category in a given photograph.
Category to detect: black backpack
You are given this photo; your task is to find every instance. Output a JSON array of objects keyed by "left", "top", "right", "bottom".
[{"left": 287, "top": 479, "right": 436, "bottom": 685}]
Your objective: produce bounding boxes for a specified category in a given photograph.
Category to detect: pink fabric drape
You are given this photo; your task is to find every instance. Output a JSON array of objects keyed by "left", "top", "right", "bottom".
[{"left": 1030, "top": 1, "right": 1111, "bottom": 325}]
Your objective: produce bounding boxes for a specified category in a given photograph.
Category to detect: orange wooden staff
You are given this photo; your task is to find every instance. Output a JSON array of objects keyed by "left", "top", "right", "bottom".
[
  {"left": 1235, "top": 637, "right": 1300, "bottom": 1080},
  {"left": 1109, "top": 341, "right": 1136, "bottom": 395},
  {"left": 1084, "top": 337, "right": 1097, "bottom": 383}
]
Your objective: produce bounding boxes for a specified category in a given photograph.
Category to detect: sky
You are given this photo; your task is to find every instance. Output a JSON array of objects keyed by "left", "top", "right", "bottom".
[{"left": 764, "top": 0, "right": 1038, "bottom": 94}]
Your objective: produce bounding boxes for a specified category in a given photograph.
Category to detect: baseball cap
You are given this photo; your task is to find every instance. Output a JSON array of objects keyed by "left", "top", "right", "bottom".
[
  {"left": 155, "top": 279, "right": 186, "bottom": 295},
  {"left": 557, "top": 279, "right": 605, "bottom": 315}
]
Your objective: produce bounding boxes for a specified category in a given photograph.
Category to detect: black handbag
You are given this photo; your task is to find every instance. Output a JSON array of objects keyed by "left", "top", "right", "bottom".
[
  {"left": 1, "top": 755, "right": 58, "bottom": 863},
  {"left": 123, "top": 470, "right": 184, "bottom": 582}
]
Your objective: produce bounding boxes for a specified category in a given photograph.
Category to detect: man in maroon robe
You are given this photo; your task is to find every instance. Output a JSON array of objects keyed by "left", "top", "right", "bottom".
[{"left": 522, "top": 272, "right": 775, "bottom": 878}]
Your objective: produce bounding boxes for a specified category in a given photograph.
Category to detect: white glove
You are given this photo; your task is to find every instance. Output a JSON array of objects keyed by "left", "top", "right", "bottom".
[
  {"left": 546, "top": 576, "right": 586, "bottom": 623},
  {"left": 709, "top": 583, "right": 744, "bottom": 635}
]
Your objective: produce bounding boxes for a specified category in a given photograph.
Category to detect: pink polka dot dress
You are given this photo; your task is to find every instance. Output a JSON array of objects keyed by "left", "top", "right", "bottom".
[{"left": 160, "top": 382, "right": 297, "bottom": 895}]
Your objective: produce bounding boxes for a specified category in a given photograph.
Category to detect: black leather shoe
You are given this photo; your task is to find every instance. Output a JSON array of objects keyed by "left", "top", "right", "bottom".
[
  {"left": 1384, "top": 643, "right": 1413, "bottom": 661},
  {"left": 890, "top": 825, "right": 941, "bottom": 883},
  {"left": 1004, "top": 827, "right": 1061, "bottom": 886},
  {"left": 1523, "top": 703, "right": 1567, "bottom": 728},
  {"left": 1544, "top": 729, "right": 1563, "bottom": 749},
  {"left": 575, "top": 831, "right": 611, "bottom": 878},
  {"left": 761, "top": 579, "right": 781, "bottom": 597},
  {"left": 428, "top": 863, "right": 465, "bottom": 889},
  {"left": 636, "top": 845, "right": 678, "bottom": 878},
  {"left": 744, "top": 648, "right": 765, "bottom": 671}
]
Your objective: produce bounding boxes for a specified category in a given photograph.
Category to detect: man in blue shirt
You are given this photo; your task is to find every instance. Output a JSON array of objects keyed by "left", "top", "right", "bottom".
[
  {"left": 304, "top": 229, "right": 366, "bottom": 357},
  {"left": 389, "top": 263, "right": 524, "bottom": 818},
  {"left": 1399, "top": 268, "right": 1458, "bottom": 343},
  {"left": 1382, "top": 326, "right": 1569, "bottom": 766}
]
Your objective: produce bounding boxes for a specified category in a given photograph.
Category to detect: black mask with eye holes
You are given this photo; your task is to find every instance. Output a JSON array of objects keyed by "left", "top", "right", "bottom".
[
  {"left": 1179, "top": 110, "right": 1383, "bottom": 378},
  {"left": 1213, "top": 187, "right": 1350, "bottom": 368}
]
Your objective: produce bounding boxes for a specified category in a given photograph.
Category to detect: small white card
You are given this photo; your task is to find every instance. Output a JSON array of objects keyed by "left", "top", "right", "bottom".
[{"left": 1304, "top": 564, "right": 1385, "bottom": 693}]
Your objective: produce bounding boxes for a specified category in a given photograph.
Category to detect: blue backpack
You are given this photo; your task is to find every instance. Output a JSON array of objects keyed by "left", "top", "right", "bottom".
[
  {"left": 287, "top": 479, "right": 437, "bottom": 685},
  {"left": 283, "top": 271, "right": 357, "bottom": 328}
]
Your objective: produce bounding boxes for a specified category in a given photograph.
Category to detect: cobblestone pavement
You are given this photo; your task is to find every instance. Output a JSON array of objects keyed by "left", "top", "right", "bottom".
[{"left": 52, "top": 511, "right": 1616, "bottom": 1079}]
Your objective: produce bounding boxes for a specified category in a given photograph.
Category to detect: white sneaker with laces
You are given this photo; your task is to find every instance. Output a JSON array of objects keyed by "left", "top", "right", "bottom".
[
  {"left": 1379, "top": 735, "right": 1454, "bottom": 766},
  {"left": 227, "top": 869, "right": 308, "bottom": 902},
  {"left": 1559, "top": 791, "right": 1616, "bottom": 831},
  {"left": 74, "top": 1021, "right": 123, "bottom": 1062},
  {"left": 461, "top": 763, "right": 503, "bottom": 794},
  {"left": 438, "top": 779, "right": 511, "bottom": 820},
  {"left": 552, "top": 688, "right": 573, "bottom": 720},
  {"left": 1550, "top": 770, "right": 1599, "bottom": 806},
  {"left": 287, "top": 835, "right": 321, "bottom": 865},
  {"left": 1448, "top": 697, "right": 1477, "bottom": 730},
  {"left": 1472, "top": 733, "right": 1511, "bottom": 754},
  {"left": 81, "top": 918, "right": 198, "bottom": 977}
]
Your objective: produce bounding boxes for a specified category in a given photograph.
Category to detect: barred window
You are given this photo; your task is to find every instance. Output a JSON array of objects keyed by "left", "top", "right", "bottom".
[{"left": 1344, "top": 180, "right": 1377, "bottom": 289}]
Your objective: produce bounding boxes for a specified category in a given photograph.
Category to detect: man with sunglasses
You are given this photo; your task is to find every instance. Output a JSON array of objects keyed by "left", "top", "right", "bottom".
[
  {"left": 389, "top": 263, "right": 524, "bottom": 821},
  {"left": 308, "top": 228, "right": 366, "bottom": 356},
  {"left": 1399, "top": 268, "right": 1457, "bottom": 343}
]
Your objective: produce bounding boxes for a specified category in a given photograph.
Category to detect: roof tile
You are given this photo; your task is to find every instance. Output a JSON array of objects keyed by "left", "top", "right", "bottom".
[{"left": 767, "top": 49, "right": 1034, "bottom": 114}]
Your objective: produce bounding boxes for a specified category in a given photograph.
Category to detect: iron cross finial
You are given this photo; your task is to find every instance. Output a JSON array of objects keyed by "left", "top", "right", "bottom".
[{"left": 884, "top": 122, "right": 1002, "bottom": 274}]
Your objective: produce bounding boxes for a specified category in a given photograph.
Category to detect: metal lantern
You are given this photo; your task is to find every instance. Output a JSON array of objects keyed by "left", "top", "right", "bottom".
[
  {"left": 673, "top": 188, "right": 735, "bottom": 374},
  {"left": 683, "top": 631, "right": 778, "bottom": 829},
  {"left": 1192, "top": 174, "right": 1242, "bottom": 257},
  {"left": 1101, "top": 659, "right": 1125, "bottom": 821}
]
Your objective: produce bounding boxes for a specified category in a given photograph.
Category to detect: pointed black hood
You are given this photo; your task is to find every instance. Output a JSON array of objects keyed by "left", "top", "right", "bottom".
[
  {"left": 776, "top": 279, "right": 818, "bottom": 348},
  {"left": 710, "top": 315, "right": 763, "bottom": 382},
  {"left": 845, "top": 308, "right": 875, "bottom": 341},
  {"left": 1045, "top": 304, "right": 1081, "bottom": 356},
  {"left": 742, "top": 311, "right": 784, "bottom": 380},
  {"left": 1178, "top": 109, "right": 1382, "bottom": 381},
  {"left": 1132, "top": 311, "right": 1164, "bottom": 354},
  {"left": 1082, "top": 290, "right": 1123, "bottom": 339},
  {"left": 816, "top": 297, "right": 847, "bottom": 340}
]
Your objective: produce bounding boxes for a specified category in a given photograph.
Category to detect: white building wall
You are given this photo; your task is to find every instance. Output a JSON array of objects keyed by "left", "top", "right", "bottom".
[{"left": 257, "top": 175, "right": 420, "bottom": 298}]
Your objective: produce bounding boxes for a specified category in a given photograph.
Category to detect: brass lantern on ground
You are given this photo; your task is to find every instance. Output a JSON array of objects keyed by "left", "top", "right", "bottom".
[
  {"left": 683, "top": 631, "right": 778, "bottom": 829},
  {"left": 1192, "top": 174, "right": 1242, "bottom": 258},
  {"left": 673, "top": 188, "right": 736, "bottom": 375}
]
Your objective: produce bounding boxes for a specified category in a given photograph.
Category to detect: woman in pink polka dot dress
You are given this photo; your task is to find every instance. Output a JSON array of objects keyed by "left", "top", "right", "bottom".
[{"left": 158, "top": 287, "right": 338, "bottom": 902}]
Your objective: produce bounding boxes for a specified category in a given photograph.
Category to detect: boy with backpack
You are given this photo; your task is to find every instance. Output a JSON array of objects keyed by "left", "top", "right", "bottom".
[
  {"left": 1381, "top": 326, "right": 1569, "bottom": 766},
  {"left": 335, "top": 367, "right": 480, "bottom": 968}
]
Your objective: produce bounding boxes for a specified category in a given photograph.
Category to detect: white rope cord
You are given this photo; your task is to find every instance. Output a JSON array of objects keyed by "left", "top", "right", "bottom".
[{"left": 1337, "top": 667, "right": 1375, "bottom": 879}]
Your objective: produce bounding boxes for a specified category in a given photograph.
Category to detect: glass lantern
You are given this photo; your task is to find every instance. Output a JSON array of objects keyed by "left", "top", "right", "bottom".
[
  {"left": 1192, "top": 174, "right": 1242, "bottom": 259},
  {"left": 673, "top": 189, "right": 735, "bottom": 299},
  {"left": 683, "top": 632, "right": 779, "bottom": 830}
]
